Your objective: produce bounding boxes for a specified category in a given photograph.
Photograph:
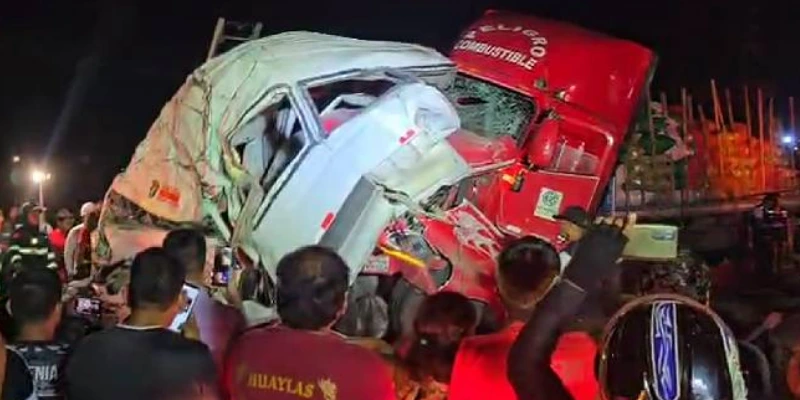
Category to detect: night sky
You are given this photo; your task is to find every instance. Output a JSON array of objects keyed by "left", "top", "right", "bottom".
[{"left": 1, "top": 0, "right": 798, "bottom": 210}]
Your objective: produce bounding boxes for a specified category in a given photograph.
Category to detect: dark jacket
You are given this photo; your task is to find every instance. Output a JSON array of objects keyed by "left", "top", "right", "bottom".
[{"left": 5, "top": 223, "right": 57, "bottom": 272}]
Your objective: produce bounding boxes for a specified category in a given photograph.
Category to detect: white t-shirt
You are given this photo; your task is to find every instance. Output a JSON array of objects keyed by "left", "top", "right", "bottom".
[{"left": 63, "top": 223, "right": 84, "bottom": 277}]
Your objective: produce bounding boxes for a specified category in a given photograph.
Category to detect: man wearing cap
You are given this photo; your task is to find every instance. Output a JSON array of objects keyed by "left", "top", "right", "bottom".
[
  {"left": 553, "top": 206, "right": 591, "bottom": 270},
  {"left": 4, "top": 202, "right": 57, "bottom": 273},
  {"left": 64, "top": 202, "right": 99, "bottom": 281}
]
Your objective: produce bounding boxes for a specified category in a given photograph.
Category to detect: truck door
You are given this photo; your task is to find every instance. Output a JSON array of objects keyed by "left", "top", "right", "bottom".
[{"left": 493, "top": 113, "right": 614, "bottom": 243}]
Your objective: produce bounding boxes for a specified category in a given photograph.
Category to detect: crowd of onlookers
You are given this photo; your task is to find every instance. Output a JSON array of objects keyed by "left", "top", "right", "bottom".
[
  {"left": 0, "top": 197, "right": 797, "bottom": 400},
  {"left": 0, "top": 200, "right": 611, "bottom": 400},
  {"left": 0, "top": 201, "right": 99, "bottom": 285}
]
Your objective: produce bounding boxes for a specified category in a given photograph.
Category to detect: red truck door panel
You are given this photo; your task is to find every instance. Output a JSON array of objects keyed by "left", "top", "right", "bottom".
[
  {"left": 492, "top": 114, "right": 612, "bottom": 242},
  {"left": 495, "top": 170, "right": 600, "bottom": 242}
]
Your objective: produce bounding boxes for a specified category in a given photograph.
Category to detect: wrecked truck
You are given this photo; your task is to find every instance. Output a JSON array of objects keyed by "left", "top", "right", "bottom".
[
  {"left": 448, "top": 10, "right": 656, "bottom": 244},
  {"left": 94, "top": 31, "right": 512, "bottom": 332}
]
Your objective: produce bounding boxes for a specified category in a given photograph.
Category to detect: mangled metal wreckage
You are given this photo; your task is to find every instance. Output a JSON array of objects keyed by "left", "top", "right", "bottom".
[{"left": 95, "top": 32, "right": 513, "bottom": 330}]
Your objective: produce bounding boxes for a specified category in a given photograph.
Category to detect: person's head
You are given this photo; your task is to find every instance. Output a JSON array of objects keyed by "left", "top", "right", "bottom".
[
  {"left": 406, "top": 292, "right": 477, "bottom": 383},
  {"left": 763, "top": 193, "right": 780, "bottom": 209},
  {"left": 20, "top": 202, "right": 43, "bottom": 227},
  {"left": 79, "top": 202, "right": 99, "bottom": 229},
  {"left": 9, "top": 267, "right": 63, "bottom": 337},
  {"left": 276, "top": 246, "right": 349, "bottom": 331},
  {"left": 598, "top": 294, "right": 746, "bottom": 400},
  {"left": 554, "top": 206, "right": 590, "bottom": 242},
  {"left": 163, "top": 229, "right": 208, "bottom": 285},
  {"left": 497, "top": 236, "right": 560, "bottom": 319},
  {"left": 128, "top": 248, "right": 187, "bottom": 325},
  {"left": 56, "top": 208, "right": 75, "bottom": 231}
]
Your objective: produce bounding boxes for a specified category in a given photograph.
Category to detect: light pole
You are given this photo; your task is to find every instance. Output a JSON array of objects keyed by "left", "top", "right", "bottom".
[
  {"left": 11, "top": 156, "right": 22, "bottom": 205},
  {"left": 31, "top": 170, "right": 51, "bottom": 207}
]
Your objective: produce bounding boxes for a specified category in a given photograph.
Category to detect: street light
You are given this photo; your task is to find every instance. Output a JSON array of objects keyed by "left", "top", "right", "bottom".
[
  {"left": 12, "top": 155, "right": 20, "bottom": 163},
  {"left": 31, "top": 169, "right": 51, "bottom": 207}
]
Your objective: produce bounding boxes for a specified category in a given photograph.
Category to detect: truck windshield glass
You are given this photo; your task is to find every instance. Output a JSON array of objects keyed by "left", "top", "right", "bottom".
[{"left": 446, "top": 74, "right": 535, "bottom": 141}]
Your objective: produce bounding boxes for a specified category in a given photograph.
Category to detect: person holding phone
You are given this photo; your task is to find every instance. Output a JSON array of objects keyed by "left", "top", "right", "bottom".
[
  {"left": 65, "top": 248, "right": 218, "bottom": 400},
  {"left": 162, "top": 229, "right": 245, "bottom": 368}
]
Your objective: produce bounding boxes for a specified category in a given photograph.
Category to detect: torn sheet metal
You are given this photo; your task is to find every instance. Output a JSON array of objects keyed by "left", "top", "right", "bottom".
[{"left": 96, "top": 31, "right": 465, "bottom": 283}]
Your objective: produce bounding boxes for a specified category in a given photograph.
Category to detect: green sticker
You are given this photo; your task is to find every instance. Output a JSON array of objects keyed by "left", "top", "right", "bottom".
[{"left": 534, "top": 188, "right": 564, "bottom": 220}]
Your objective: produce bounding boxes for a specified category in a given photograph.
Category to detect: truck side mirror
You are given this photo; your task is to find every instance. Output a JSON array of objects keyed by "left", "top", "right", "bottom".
[{"left": 526, "top": 119, "right": 560, "bottom": 169}]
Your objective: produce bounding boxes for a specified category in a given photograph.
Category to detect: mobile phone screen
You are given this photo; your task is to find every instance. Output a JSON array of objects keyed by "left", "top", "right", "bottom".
[
  {"left": 169, "top": 283, "right": 200, "bottom": 332},
  {"left": 212, "top": 247, "right": 236, "bottom": 287},
  {"left": 214, "top": 270, "right": 230, "bottom": 286},
  {"left": 75, "top": 297, "right": 101, "bottom": 317}
]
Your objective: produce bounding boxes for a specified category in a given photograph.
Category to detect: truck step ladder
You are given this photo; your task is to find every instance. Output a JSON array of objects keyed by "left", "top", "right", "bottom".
[{"left": 206, "top": 17, "right": 264, "bottom": 60}]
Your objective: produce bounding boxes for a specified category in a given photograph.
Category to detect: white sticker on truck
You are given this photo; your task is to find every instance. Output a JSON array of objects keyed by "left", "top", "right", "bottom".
[
  {"left": 363, "top": 254, "right": 391, "bottom": 274},
  {"left": 534, "top": 187, "right": 564, "bottom": 220}
]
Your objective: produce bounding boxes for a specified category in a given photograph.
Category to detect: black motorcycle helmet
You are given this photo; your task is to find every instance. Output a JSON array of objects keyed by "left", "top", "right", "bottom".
[{"left": 598, "top": 294, "right": 746, "bottom": 400}]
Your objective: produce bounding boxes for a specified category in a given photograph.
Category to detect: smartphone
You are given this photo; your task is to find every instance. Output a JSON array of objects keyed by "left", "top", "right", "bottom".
[
  {"left": 212, "top": 247, "right": 238, "bottom": 287},
  {"left": 169, "top": 283, "right": 201, "bottom": 332},
  {"left": 75, "top": 297, "right": 101, "bottom": 318},
  {"left": 622, "top": 224, "right": 679, "bottom": 260}
]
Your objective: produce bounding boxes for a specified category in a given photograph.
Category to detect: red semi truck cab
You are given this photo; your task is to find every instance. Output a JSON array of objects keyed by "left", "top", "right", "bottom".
[{"left": 448, "top": 10, "right": 656, "bottom": 243}]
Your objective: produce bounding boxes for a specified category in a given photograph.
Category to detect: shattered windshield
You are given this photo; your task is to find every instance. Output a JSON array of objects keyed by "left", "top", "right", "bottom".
[{"left": 445, "top": 74, "right": 535, "bottom": 142}]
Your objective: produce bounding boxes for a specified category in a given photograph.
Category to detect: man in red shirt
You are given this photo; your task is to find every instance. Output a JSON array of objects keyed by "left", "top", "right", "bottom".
[
  {"left": 224, "top": 246, "right": 394, "bottom": 400},
  {"left": 448, "top": 237, "right": 599, "bottom": 400},
  {"left": 48, "top": 209, "right": 73, "bottom": 252},
  {"left": 48, "top": 209, "right": 74, "bottom": 282}
]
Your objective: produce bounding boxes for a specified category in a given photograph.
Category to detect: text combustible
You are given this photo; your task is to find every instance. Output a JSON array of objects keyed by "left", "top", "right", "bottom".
[{"left": 454, "top": 24, "right": 549, "bottom": 71}]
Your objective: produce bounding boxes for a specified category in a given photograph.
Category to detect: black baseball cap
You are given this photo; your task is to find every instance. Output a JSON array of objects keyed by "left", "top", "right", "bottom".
[
  {"left": 553, "top": 206, "right": 590, "bottom": 228},
  {"left": 20, "top": 203, "right": 45, "bottom": 218}
]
